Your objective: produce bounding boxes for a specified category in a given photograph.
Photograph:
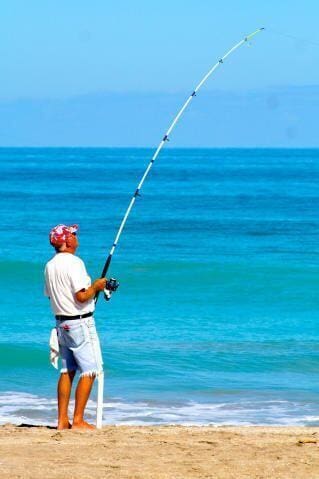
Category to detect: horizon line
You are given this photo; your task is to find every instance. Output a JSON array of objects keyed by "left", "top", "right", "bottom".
[{"left": 1, "top": 146, "right": 319, "bottom": 150}]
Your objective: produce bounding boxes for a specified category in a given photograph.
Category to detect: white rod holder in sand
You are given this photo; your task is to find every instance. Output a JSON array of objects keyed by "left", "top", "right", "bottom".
[{"left": 96, "top": 371, "right": 104, "bottom": 429}]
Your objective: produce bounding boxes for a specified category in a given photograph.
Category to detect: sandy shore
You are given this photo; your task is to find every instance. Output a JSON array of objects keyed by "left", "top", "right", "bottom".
[{"left": 1, "top": 424, "right": 319, "bottom": 478}]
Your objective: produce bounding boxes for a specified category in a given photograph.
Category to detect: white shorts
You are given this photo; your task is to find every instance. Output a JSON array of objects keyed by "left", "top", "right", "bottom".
[{"left": 56, "top": 316, "right": 103, "bottom": 377}]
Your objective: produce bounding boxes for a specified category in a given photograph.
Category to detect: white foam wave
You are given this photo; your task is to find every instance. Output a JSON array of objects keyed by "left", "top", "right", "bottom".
[{"left": 0, "top": 391, "right": 318, "bottom": 427}]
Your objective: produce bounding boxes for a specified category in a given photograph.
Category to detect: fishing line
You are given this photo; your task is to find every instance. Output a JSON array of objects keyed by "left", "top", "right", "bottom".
[
  {"left": 267, "top": 28, "right": 319, "bottom": 47},
  {"left": 96, "top": 27, "right": 265, "bottom": 303}
]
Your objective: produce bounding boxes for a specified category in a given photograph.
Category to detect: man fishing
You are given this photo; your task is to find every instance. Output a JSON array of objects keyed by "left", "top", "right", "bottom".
[{"left": 45, "top": 224, "right": 106, "bottom": 430}]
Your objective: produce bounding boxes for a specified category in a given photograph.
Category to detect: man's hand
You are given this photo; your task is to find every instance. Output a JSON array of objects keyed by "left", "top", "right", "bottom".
[
  {"left": 93, "top": 278, "right": 107, "bottom": 292},
  {"left": 75, "top": 278, "right": 107, "bottom": 303}
]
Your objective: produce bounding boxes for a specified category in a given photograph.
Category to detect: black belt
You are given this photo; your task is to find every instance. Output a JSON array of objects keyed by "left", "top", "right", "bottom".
[{"left": 55, "top": 311, "right": 94, "bottom": 321}]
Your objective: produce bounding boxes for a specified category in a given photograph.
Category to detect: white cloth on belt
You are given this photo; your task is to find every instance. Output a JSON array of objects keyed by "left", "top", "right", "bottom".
[{"left": 49, "top": 328, "right": 59, "bottom": 369}]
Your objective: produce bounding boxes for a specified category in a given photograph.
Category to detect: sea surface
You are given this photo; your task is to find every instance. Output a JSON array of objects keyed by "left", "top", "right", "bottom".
[{"left": 1, "top": 147, "right": 319, "bottom": 426}]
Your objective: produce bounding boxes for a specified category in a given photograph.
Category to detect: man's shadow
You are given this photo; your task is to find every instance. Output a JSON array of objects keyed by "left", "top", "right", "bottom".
[{"left": 18, "top": 423, "right": 56, "bottom": 430}]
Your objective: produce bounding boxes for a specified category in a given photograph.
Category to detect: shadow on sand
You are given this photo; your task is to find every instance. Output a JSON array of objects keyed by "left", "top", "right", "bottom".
[{"left": 18, "top": 423, "right": 56, "bottom": 430}]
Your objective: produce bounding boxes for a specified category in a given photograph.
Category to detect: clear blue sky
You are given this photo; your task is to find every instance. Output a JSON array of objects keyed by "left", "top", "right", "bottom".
[
  {"left": 1, "top": 1, "right": 319, "bottom": 99},
  {"left": 1, "top": 1, "right": 319, "bottom": 146}
]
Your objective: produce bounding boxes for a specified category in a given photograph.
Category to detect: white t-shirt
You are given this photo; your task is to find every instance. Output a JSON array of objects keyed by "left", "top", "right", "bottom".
[{"left": 44, "top": 253, "right": 95, "bottom": 316}]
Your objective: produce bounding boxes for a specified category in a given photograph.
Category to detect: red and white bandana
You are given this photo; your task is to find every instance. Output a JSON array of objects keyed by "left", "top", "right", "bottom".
[{"left": 49, "top": 224, "right": 78, "bottom": 247}]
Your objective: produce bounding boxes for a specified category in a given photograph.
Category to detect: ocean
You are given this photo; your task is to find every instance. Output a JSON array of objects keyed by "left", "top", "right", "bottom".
[{"left": 1, "top": 147, "right": 319, "bottom": 426}]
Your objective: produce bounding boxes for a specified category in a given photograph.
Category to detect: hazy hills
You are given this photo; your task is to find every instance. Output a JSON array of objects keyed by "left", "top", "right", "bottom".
[{"left": 0, "top": 86, "right": 318, "bottom": 147}]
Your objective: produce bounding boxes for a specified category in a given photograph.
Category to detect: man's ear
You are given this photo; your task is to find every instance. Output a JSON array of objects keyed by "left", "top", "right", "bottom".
[{"left": 58, "top": 242, "right": 67, "bottom": 251}]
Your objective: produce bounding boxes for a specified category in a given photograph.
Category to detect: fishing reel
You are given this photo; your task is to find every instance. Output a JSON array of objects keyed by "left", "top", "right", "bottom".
[{"left": 104, "top": 277, "right": 119, "bottom": 301}]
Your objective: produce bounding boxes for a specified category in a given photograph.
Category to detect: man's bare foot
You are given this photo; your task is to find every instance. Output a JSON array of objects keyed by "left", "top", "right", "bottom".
[
  {"left": 57, "top": 420, "right": 72, "bottom": 430},
  {"left": 72, "top": 420, "right": 95, "bottom": 430}
]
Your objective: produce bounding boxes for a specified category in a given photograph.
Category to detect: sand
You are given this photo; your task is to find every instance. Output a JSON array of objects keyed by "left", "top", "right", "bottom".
[{"left": 0, "top": 424, "right": 319, "bottom": 478}]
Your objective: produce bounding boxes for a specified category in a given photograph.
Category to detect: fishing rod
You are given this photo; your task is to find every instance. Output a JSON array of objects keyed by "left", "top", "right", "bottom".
[
  {"left": 97, "top": 27, "right": 265, "bottom": 303},
  {"left": 94, "top": 26, "right": 264, "bottom": 430}
]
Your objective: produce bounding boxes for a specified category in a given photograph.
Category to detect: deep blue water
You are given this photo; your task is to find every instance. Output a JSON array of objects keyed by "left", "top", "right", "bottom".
[{"left": 1, "top": 147, "right": 319, "bottom": 426}]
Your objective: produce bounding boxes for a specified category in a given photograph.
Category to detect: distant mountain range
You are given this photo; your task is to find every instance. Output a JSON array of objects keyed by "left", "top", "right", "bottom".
[{"left": 0, "top": 86, "right": 318, "bottom": 147}]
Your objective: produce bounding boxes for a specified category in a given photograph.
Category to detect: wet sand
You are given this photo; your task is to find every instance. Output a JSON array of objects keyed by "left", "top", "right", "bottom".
[{"left": 1, "top": 424, "right": 319, "bottom": 478}]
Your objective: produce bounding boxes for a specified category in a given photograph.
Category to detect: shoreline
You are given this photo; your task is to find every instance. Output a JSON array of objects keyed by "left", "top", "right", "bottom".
[
  {"left": 2, "top": 390, "right": 318, "bottom": 428},
  {"left": 1, "top": 424, "right": 319, "bottom": 478}
]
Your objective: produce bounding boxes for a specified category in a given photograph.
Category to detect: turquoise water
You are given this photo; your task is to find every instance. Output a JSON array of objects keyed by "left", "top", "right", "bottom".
[{"left": 1, "top": 147, "right": 319, "bottom": 425}]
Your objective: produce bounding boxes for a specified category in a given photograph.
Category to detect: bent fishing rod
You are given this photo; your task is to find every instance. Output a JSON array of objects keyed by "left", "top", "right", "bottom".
[{"left": 96, "top": 27, "right": 265, "bottom": 303}]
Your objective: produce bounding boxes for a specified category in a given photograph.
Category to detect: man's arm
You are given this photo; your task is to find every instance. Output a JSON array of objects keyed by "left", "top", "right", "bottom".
[{"left": 75, "top": 278, "right": 106, "bottom": 303}]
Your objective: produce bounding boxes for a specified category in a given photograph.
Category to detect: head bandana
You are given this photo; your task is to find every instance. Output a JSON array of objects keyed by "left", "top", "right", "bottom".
[{"left": 49, "top": 224, "right": 78, "bottom": 247}]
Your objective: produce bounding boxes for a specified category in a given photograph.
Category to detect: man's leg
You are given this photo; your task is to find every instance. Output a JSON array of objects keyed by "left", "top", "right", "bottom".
[
  {"left": 72, "top": 375, "right": 96, "bottom": 429},
  {"left": 57, "top": 370, "right": 76, "bottom": 430}
]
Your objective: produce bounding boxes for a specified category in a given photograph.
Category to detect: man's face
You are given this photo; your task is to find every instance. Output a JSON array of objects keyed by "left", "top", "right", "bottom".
[{"left": 66, "top": 232, "right": 79, "bottom": 250}]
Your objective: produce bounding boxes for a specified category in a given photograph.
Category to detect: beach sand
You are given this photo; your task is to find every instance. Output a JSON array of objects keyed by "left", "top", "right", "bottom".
[{"left": 1, "top": 424, "right": 319, "bottom": 478}]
